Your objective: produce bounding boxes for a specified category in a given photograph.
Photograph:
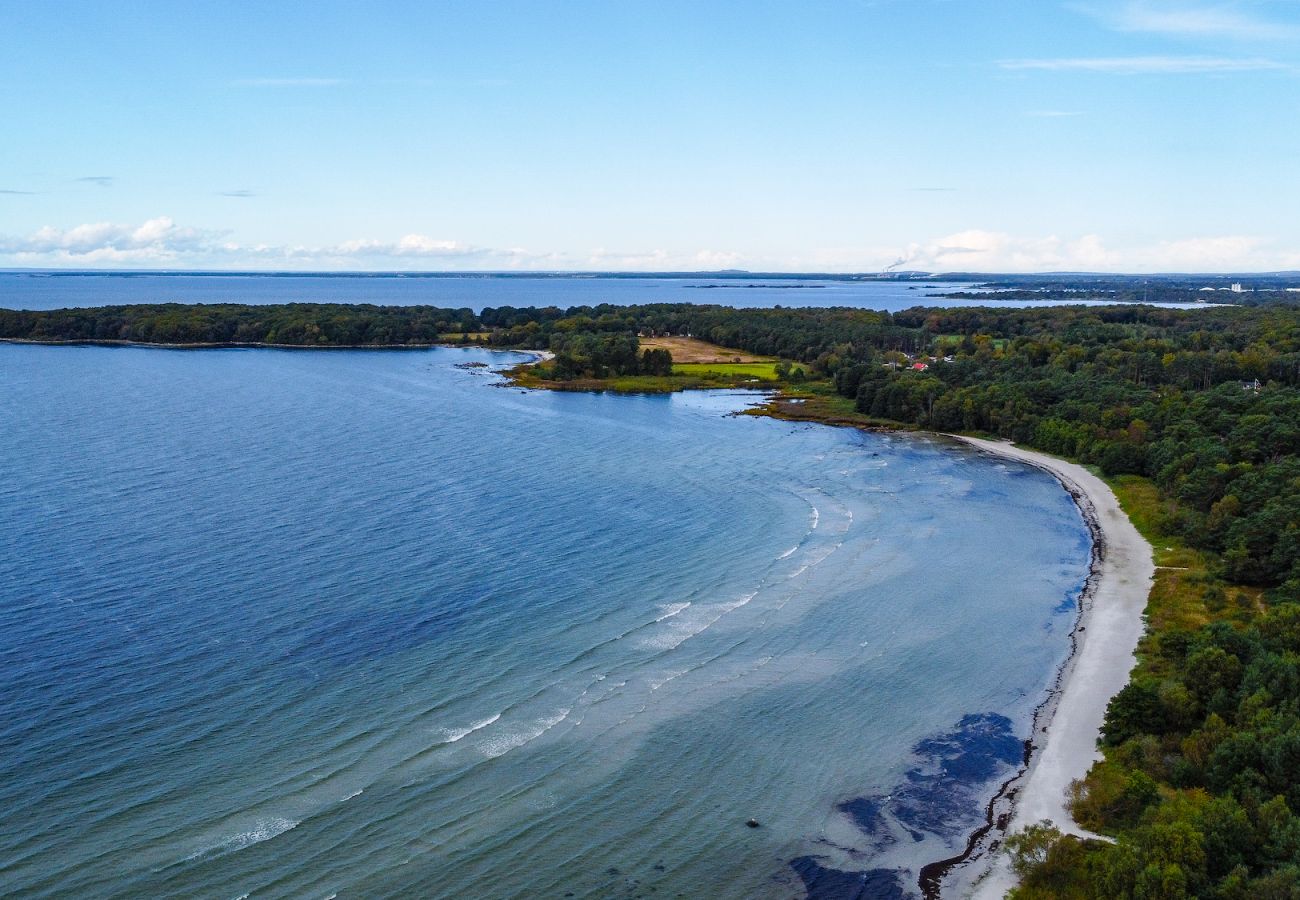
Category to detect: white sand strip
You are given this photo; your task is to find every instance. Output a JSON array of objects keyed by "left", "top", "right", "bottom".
[{"left": 940, "top": 437, "right": 1154, "bottom": 899}]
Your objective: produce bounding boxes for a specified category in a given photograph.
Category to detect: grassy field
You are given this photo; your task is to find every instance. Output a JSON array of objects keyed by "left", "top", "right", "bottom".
[
  {"left": 506, "top": 363, "right": 778, "bottom": 394},
  {"left": 505, "top": 336, "right": 788, "bottom": 392},
  {"left": 438, "top": 332, "right": 491, "bottom": 341},
  {"left": 639, "top": 336, "right": 771, "bottom": 364},
  {"left": 672, "top": 361, "right": 781, "bottom": 381}
]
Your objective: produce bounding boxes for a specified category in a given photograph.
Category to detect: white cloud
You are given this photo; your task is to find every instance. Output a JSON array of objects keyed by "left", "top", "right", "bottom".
[
  {"left": 1000, "top": 55, "right": 1289, "bottom": 73},
  {"left": 878, "top": 229, "right": 1290, "bottom": 273},
  {"left": 2, "top": 218, "right": 1297, "bottom": 273},
  {"left": 1142, "top": 235, "right": 1271, "bottom": 269},
  {"left": 1092, "top": 2, "right": 1300, "bottom": 40},
  {"left": 0, "top": 217, "right": 223, "bottom": 263},
  {"left": 333, "top": 235, "right": 471, "bottom": 257},
  {"left": 0, "top": 219, "right": 579, "bottom": 270},
  {"left": 0, "top": 219, "right": 499, "bottom": 266},
  {"left": 0, "top": 217, "right": 752, "bottom": 272},
  {"left": 578, "top": 248, "right": 746, "bottom": 271}
]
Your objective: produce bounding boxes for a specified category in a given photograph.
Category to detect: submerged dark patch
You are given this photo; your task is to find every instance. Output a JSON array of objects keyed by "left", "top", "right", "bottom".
[
  {"left": 838, "top": 797, "right": 887, "bottom": 835},
  {"left": 795, "top": 713, "right": 1022, "bottom": 897},
  {"left": 791, "top": 856, "right": 907, "bottom": 900}
]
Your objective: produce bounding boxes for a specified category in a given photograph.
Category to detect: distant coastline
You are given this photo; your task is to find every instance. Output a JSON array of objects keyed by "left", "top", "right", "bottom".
[{"left": 684, "top": 283, "right": 826, "bottom": 289}]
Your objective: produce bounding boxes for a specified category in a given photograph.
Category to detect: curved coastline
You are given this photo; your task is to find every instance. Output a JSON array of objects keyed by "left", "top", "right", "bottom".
[
  {"left": 4, "top": 337, "right": 1149, "bottom": 894},
  {"left": 929, "top": 436, "right": 1154, "bottom": 898}
]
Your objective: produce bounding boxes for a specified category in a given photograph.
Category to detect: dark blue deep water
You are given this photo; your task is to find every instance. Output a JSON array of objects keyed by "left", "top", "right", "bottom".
[{"left": 0, "top": 344, "right": 1090, "bottom": 898}]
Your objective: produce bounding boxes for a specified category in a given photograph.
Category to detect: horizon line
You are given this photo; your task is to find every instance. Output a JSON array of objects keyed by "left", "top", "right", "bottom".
[{"left": 3, "top": 267, "right": 1300, "bottom": 279}]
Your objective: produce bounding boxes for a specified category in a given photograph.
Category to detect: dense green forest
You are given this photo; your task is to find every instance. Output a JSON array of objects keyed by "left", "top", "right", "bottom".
[
  {"left": 6, "top": 298, "right": 1300, "bottom": 895},
  {"left": 0, "top": 303, "right": 479, "bottom": 346},
  {"left": 936, "top": 288, "right": 1283, "bottom": 305}
]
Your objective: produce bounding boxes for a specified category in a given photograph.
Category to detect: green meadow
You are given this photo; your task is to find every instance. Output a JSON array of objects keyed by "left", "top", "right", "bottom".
[{"left": 671, "top": 362, "right": 781, "bottom": 381}]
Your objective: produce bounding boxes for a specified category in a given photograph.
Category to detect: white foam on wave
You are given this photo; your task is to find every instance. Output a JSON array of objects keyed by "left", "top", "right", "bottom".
[
  {"left": 810, "top": 506, "right": 820, "bottom": 529},
  {"left": 721, "top": 592, "right": 756, "bottom": 613},
  {"left": 777, "top": 545, "right": 798, "bottom": 560},
  {"left": 640, "top": 592, "right": 756, "bottom": 650},
  {"left": 185, "top": 817, "right": 300, "bottom": 862},
  {"left": 787, "top": 543, "right": 843, "bottom": 582},
  {"left": 479, "top": 709, "right": 571, "bottom": 759},
  {"left": 654, "top": 602, "right": 691, "bottom": 622},
  {"left": 649, "top": 669, "right": 688, "bottom": 691},
  {"left": 434, "top": 713, "right": 501, "bottom": 744}
]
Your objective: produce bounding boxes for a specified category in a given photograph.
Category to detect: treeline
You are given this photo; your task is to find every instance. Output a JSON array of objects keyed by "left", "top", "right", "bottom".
[
  {"left": 545, "top": 333, "right": 672, "bottom": 380},
  {"left": 937, "top": 288, "right": 1300, "bottom": 306},
  {"left": 1010, "top": 603, "right": 1300, "bottom": 898},
  {"left": 0, "top": 303, "right": 478, "bottom": 346},
  {"left": 474, "top": 303, "right": 913, "bottom": 362}
]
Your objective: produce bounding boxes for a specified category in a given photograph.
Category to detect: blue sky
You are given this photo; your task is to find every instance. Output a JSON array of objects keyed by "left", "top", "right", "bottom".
[{"left": 2, "top": 0, "right": 1298, "bottom": 272}]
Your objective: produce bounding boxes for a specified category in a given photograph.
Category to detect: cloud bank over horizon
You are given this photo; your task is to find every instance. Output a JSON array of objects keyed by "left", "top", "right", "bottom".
[{"left": 2, "top": 217, "right": 1297, "bottom": 275}]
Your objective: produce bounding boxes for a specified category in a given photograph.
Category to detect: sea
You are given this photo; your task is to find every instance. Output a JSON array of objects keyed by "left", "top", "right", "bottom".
[
  {"left": 0, "top": 331, "right": 1092, "bottom": 899},
  {"left": 0, "top": 271, "right": 1212, "bottom": 313}
]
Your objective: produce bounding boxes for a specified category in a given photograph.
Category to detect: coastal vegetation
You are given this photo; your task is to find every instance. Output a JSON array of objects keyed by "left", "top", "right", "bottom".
[
  {"left": 6, "top": 298, "right": 1300, "bottom": 894},
  {"left": 0, "top": 303, "right": 480, "bottom": 346}
]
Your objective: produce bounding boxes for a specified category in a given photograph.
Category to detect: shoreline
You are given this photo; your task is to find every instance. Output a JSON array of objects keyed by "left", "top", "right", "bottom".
[
  {"left": 0, "top": 337, "right": 553, "bottom": 364},
  {"left": 932, "top": 436, "right": 1154, "bottom": 898},
  {"left": 4, "top": 338, "right": 1151, "bottom": 894},
  {"left": 0, "top": 337, "right": 501, "bottom": 351},
  {"left": 492, "top": 370, "right": 1151, "bottom": 896}
]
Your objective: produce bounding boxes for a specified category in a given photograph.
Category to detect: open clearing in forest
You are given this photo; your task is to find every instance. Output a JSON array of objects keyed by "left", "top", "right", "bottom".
[
  {"left": 640, "top": 336, "right": 771, "bottom": 364},
  {"left": 672, "top": 362, "right": 781, "bottom": 381}
]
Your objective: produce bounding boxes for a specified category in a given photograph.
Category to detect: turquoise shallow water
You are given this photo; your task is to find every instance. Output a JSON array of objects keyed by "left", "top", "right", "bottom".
[{"left": 0, "top": 344, "right": 1089, "bottom": 898}]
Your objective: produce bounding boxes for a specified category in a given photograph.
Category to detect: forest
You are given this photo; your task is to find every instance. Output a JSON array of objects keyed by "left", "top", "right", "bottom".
[{"left": 5, "top": 298, "right": 1300, "bottom": 895}]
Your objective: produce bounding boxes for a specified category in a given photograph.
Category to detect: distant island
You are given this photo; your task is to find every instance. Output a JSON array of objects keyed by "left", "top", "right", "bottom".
[{"left": 684, "top": 283, "right": 826, "bottom": 289}]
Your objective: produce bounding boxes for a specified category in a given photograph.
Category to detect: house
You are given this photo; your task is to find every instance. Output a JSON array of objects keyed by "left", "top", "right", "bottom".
[{"left": 911, "top": 362, "right": 929, "bottom": 372}]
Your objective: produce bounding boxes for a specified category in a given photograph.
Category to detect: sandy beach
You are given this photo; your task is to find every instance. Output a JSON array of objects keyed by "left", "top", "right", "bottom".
[{"left": 937, "top": 436, "right": 1155, "bottom": 898}]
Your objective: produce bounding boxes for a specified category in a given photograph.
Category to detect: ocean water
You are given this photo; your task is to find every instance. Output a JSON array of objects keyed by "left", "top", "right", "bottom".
[
  {"left": 0, "top": 271, "right": 1210, "bottom": 313},
  {"left": 0, "top": 344, "right": 1090, "bottom": 899}
]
